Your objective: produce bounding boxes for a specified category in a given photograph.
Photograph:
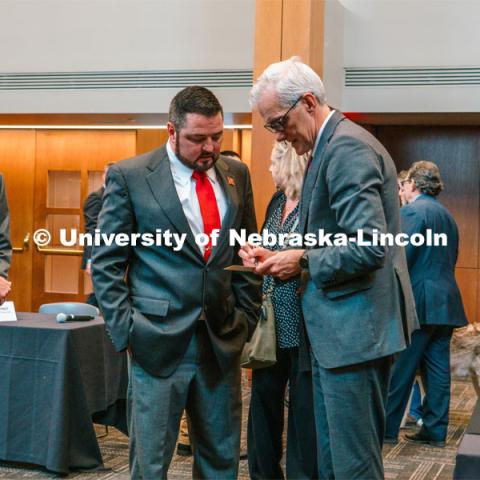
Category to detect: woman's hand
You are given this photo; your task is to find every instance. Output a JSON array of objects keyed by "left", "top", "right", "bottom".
[{"left": 238, "top": 244, "right": 275, "bottom": 268}]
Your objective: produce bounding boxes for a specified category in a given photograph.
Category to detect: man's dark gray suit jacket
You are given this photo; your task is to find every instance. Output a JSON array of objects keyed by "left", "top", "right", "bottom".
[
  {"left": 300, "top": 111, "right": 419, "bottom": 369},
  {"left": 401, "top": 194, "right": 467, "bottom": 328},
  {"left": 0, "top": 175, "right": 11, "bottom": 278},
  {"left": 92, "top": 146, "right": 262, "bottom": 377}
]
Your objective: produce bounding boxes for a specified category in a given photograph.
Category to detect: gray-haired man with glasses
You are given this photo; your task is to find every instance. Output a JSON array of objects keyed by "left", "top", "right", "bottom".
[{"left": 240, "top": 57, "right": 418, "bottom": 479}]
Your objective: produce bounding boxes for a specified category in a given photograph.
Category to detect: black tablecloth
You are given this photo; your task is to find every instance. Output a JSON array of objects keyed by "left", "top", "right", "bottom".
[
  {"left": 0, "top": 313, "right": 128, "bottom": 473},
  {"left": 454, "top": 399, "right": 480, "bottom": 480}
]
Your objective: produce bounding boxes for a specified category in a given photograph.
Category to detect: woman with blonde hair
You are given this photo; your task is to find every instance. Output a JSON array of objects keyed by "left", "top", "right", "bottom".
[
  {"left": 247, "top": 141, "right": 317, "bottom": 479},
  {"left": 397, "top": 169, "right": 409, "bottom": 207}
]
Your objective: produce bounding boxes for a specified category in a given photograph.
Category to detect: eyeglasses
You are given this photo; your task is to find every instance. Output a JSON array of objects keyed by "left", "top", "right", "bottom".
[{"left": 264, "top": 95, "right": 303, "bottom": 133}]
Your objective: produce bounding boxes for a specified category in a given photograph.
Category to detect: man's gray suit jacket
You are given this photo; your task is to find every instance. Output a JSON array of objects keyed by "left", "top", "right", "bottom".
[
  {"left": 92, "top": 146, "right": 262, "bottom": 377},
  {"left": 300, "top": 111, "right": 419, "bottom": 369},
  {"left": 0, "top": 175, "right": 11, "bottom": 278}
]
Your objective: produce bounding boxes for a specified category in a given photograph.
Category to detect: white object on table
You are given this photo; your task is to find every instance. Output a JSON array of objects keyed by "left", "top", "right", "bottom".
[{"left": 0, "top": 301, "right": 17, "bottom": 322}]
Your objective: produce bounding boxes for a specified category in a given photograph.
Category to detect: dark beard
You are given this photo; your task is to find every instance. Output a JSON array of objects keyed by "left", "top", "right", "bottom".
[{"left": 175, "top": 135, "right": 218, "bottom": 172}]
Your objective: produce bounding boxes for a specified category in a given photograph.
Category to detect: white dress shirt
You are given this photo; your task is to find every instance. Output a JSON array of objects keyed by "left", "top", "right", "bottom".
[
  {"left": 166, "top": 141, "right": 227, "bottom": 255},
  {"left": 311, "top": 109, "right": 336, "bottom": 158}
]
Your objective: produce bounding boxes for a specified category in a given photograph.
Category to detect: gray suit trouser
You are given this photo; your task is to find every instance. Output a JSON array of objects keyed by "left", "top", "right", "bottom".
[
  {"left": 311, "top": 352, "right": 393, "bottom": 480},
  {"left": 127, "top": 323, "right": 242, "bottom": 479}
]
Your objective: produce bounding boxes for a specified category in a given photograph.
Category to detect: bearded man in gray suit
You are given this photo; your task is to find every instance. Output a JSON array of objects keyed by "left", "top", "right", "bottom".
[
  {"left": 0, "top": 175, "right": 12, "bottom": 304},
  {"left": 92, "top": 86, "right": 261, "bottom": 479},
  {"left": 241, "top": 57, "right": 419, "bottom": 479}
]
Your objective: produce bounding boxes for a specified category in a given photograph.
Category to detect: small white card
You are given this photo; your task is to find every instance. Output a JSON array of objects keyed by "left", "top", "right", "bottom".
[{"left": 0, "top": 301, "right": 17, "bottom": 322}]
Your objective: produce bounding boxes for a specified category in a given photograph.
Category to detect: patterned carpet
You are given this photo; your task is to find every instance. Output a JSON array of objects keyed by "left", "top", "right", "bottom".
[{"left": 0, "top": 376, "right": 477, "bottom": 479}]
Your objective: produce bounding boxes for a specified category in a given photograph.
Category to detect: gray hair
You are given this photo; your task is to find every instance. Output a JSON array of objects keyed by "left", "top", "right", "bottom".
[
  {"left": 270, "top": 141, "right": 309, "bottom": 200},
  {"left": 408, "top": 161, "right": 444, "bottom": 197},
  {"left": 250, "top": 56, "right": 327, "bottom": 109}
]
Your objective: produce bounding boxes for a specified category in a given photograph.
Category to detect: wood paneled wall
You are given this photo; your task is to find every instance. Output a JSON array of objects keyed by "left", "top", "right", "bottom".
[
  {"left": 375, "top": 125, "right": 480, "bottom": 323},
  {"left": 251, "top": 0, "right": 326, "bottom": 225},
  {"left": 0, "top": 131, "right": 35, "bottom": 311}
]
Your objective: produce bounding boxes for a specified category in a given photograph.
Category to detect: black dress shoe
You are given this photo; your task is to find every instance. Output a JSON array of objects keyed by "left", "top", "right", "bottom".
[
  {"left": 383, "top": 436, "right": 398, "bottom": 445},
  {"left": 177, "top": 442, "right": 193, "bottom": 456},
  {"left": 405, "top": 431, "right": 446, "bottom": 448},
  {"left": 403, "top": 414, "right": 421, "bottom": 429}
]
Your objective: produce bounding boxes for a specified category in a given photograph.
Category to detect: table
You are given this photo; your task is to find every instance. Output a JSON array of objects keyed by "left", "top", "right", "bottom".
[
  {"left": 454, "top": 399, "right": 480, "bottom": 479},
  {"left": 0, "top": 313, "right": 128, "bottom": 474}
]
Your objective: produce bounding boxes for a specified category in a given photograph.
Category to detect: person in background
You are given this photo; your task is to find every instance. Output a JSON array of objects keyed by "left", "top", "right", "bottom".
[
  {"left": 397, "top": 169, "right": 408, "bottom": 207},
  {"left": 385, "top": 161, "right": 467, "bottom": 447},
  {"left": 241, "top": 57, "right": 418, "bottom": 479},
  {"left": 81, "top": 162, "right": 114, "bottom": 306},
  {"left": 398, "top": 169, "right": 424, "bottom": 429},
  {"left": 247, "top": 141, "right": 317, "bottom": 480},
  {"left": 220, "top": 150, "right": 242, "bottom": 162},
  {"left": 0, "top": 174, "right": 12, "bottom": 304}
]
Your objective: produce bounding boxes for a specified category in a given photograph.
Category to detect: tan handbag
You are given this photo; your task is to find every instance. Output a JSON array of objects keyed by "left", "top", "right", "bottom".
[{"left": 240, "top": 289, "right": 277, "bottom": 369}]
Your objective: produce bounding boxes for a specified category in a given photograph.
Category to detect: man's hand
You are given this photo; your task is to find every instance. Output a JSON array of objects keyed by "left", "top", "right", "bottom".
[
  {"left": 85, "top": 260, "right": 92, "bottom": 276},
  {"left": 0, "top": 276, "right": 12, "bottom": 305},
  {"left": 238, "top": 244, "right": 275, "bottom": 267},
  {"left": 255, "top": 249, "right": 305, "bottom": 280}
]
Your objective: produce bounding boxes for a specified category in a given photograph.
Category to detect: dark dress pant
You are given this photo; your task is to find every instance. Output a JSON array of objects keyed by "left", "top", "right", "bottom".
[
  {"left": 311, "top": 353, "right": 393, "bottom": 480},
  {"left": 385, "top": 325, "right": 453, "bottom": 441},
  {"left": 248, "top": 347, "right": 318, "bottom": 479},
  {"left": 128, "top": 323, "right": 241, "bottom": 479}
]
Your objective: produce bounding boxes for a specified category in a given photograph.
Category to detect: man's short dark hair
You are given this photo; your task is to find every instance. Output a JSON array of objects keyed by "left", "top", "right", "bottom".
[
  {"left": 169, "top": 86, "right": 223, "bottom": 130},
  {"left": 408, "top": 161, "right": 444, "bottom": 197},
  {"left": 220, "top": 150, "right": 242, "bottom": 161}
]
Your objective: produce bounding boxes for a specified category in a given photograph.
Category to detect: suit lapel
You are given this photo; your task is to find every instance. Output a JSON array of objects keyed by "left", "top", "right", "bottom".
[
  {"left": 145, "top": 146, "right": 200, "bottom": 255},
  {"left": 208, "top": 157, "right": 239, "bottom": 263},
  {"left": 299, "top": 111, "right": 346, "bottom": 233}
]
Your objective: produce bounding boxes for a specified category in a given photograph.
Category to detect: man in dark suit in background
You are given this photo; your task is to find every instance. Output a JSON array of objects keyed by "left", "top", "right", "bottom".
[
  {"left": 385, "top": 161, "right": 467, "bottom": 447},
  {"left": 242, "top": 57, "right": 418, "bottom": 479},
  {"left": 0, "top": 175, "right": 12, "bottom": 304},
  {"left": 92, "top": 86, "right": 261, "bottom": 479},
  {"left": 81, "top": 163, "right": 113, "bottom": 306}
]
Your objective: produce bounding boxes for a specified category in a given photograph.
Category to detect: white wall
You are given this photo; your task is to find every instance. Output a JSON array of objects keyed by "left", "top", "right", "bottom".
[
  {"left": 324, "top": 0, "right": 480, "bottom": 112},
  {"left": 4, "top": 0, "right": 479, "bottom": 115},
  {"left": 323, "top": 0, "right": 345, "bottom": 110},
  {"left": 342, "top": 0, "right": 479, "bottom": 68},
  {"left": 0, "top": 0, "right": 255, "bottom": 114}
]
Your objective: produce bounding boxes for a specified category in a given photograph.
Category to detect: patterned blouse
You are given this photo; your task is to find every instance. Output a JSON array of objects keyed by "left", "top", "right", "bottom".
[{"left": 262, "top": 193, "right": 301, "bottom": 349}]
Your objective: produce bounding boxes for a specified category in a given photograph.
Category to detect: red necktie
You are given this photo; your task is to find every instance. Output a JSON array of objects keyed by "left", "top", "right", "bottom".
[{"left": 192, "top": 171, "right": 221, "bottom": 261}]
